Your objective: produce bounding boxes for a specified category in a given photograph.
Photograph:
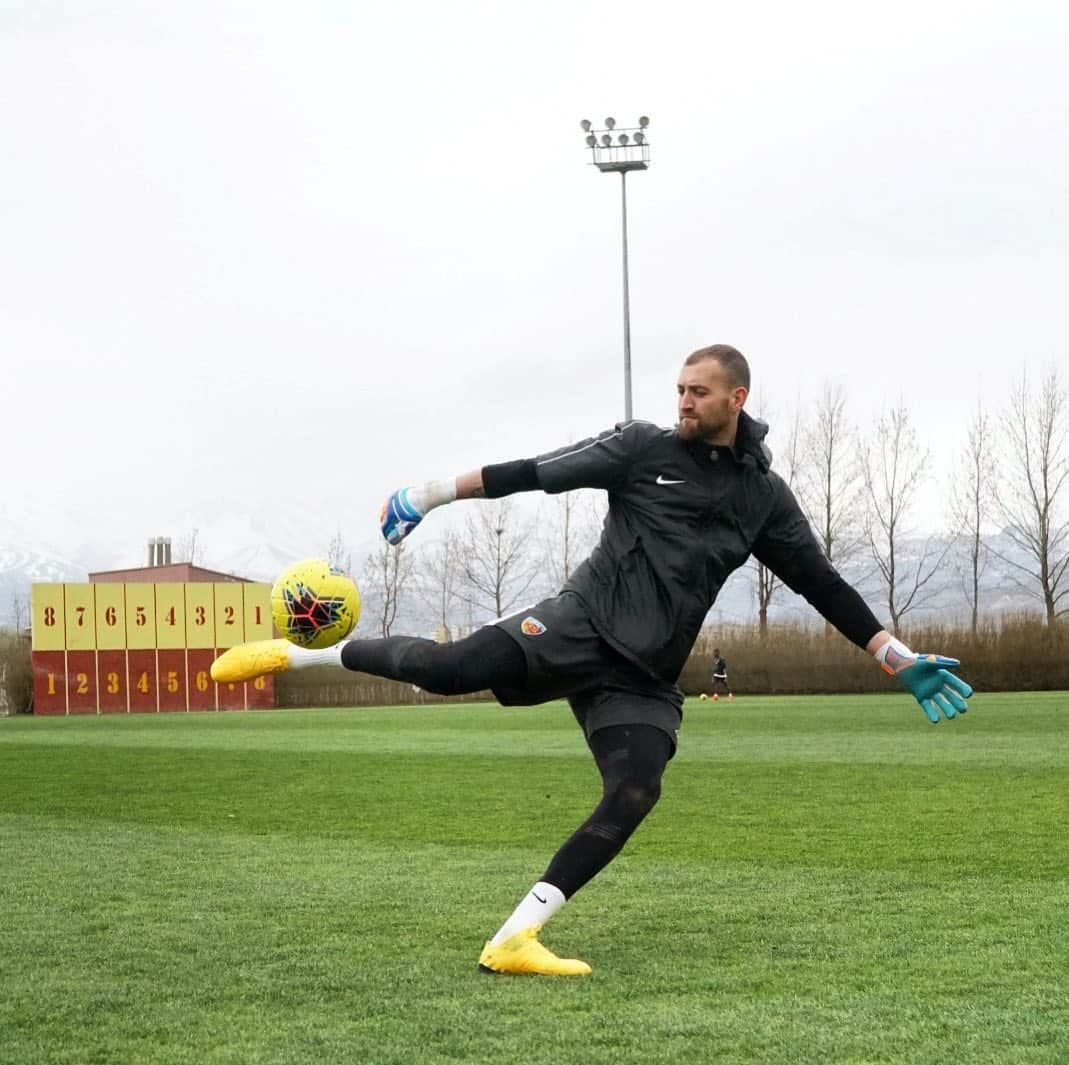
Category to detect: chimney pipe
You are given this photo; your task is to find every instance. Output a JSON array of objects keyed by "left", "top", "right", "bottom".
[
  {"left": 164, "top": 538, "right": 172, "bottom": 565},
  {"left": 147, "top": 539, "right": 155, "bottom": 567}
]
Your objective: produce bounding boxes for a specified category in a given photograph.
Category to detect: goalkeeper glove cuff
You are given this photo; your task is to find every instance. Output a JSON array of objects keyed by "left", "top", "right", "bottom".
[
  {"left": 406, "top": 478, "right": 458, "bottom": 515},
  {"left": 873, "top": 635, "right": 916, "bottom": 675},
  {"left": 381, "top": 478, "right": 457, "bottom": 545}
]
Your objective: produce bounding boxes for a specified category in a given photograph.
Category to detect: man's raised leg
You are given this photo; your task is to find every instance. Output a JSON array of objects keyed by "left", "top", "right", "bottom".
[{"left": 212, "top": 626, "right": 525, "bottom": 695}]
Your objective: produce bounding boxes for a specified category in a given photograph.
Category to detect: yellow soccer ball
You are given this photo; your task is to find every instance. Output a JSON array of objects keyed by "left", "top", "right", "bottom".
[
  {"left": 699, "top": 692, "right": 708, "bottom": 701},
  {"left": 271, "top": 558, "right": 360, "bottom": 649}
]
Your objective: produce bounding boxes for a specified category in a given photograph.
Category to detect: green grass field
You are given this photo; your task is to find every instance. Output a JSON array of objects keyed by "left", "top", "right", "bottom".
[{"left": 2, "top": 692, "right": 1068, "bottom": 1064}]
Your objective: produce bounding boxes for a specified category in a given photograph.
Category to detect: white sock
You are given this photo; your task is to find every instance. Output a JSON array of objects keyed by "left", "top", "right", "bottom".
[
  {"left": 288, "top": 643, "right": 346, "bottom": 671},
  {"left": 489, "top": 882, "right": 566, "bottom": 945}
]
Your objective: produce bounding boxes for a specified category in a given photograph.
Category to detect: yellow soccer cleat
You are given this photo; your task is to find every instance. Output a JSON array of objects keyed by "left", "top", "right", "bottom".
[
  {"left": 211, "top": 639, "right": 294, "bottom": 684},
  {"left": 477, "top": 926, "right": 591, "bottom": 977}
]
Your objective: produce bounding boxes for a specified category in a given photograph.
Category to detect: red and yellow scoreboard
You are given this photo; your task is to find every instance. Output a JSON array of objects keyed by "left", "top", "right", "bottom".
[{"left": 30, "top": 582, "right": 274, "bottom": 714}]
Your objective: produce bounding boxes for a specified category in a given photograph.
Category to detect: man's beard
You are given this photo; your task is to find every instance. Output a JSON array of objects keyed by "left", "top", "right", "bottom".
[{"left": 677, "top": 410, "right": 729, "bottom": 442}]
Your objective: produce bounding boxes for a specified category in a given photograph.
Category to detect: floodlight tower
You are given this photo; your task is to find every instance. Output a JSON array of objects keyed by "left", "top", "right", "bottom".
[{"left": 580, "top": 115, "right": 650, "bottom": 421}]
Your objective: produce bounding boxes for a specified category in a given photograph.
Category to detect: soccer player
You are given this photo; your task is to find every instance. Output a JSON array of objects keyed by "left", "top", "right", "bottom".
[
  {"left": 213, "top": 343, "right": 973, "bottom": 977},
  {"left": 711, "top": 647, "right": 731, "bottom": 699}
]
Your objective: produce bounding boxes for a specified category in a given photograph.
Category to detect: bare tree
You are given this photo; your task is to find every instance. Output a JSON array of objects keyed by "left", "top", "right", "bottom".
[
  {"left": 362, "top": 540, "right": 413, "bottom": 637},
  {"left": 458, "top": 499, "right": 540, "bottom": 621},
  {"left": 11, "top": 593, "right": 26, "bottom": 638},
  {"left": 863, "top": 405, "right": 950, "bottom": 635},
  {"left": 948, "top": 403, "right": 995, "bottom": 632},
  {"left": 993, "top": 368, "right": 1069, "bottom": 624},
  {"left": 413, "top": 532, "right": 462, "bottom": 639},
  {"left": 541, "top": 489, "right": 603, "bottom": 591},
  {"left": 326, "top": 527, "right": 352, "bottom": 575},
  {"left": 752, "top": 402, "right": 805, "bottom": 635},
  {"left": 799, "top": 382, "right": 866, "bottom": 567},
  {"left": 174, "top": 528, "right": 202, "bottom": 565},
  {"left": 0, "top": 629, "right": 33, "bottom": 713}
]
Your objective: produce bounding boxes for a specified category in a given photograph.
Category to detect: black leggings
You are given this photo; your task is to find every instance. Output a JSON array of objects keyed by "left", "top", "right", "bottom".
[
  {"left": 340, "top": 626, "right": 526, "bottom": 695},
  {"left": 541, "top": 724, "right": 672, "bottom": 898},
  {"left": 341, "top": 628, "right": 672, "bottom": 900}
]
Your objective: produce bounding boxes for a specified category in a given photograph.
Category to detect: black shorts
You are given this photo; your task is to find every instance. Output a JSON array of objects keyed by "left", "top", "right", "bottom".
[{"left": 493, "top": 591, "right": 683, "bottom": 752}]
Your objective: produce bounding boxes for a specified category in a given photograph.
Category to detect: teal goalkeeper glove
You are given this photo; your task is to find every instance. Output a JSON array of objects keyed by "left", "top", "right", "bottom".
[{"left": 876, "top": 639, "right": 973, "bottom": 723}]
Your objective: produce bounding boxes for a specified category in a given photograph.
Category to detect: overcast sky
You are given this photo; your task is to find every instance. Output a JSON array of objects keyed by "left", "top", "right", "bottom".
[{"left": 2, "top": 0, "right": 1066, "bottom": 564}]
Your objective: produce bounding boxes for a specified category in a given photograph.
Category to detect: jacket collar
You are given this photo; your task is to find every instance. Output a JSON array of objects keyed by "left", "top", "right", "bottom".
[
  {"left": 678, "top": 409, "right": 773, "bottom": 471},
  {"left": 734, "top": 410, "right": 772, "bottom": 470}
]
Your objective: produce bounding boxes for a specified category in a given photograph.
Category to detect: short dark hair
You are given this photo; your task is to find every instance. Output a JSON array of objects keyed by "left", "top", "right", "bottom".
[{"left": 685, "top": 344, "right": 750, "bottom": 390}]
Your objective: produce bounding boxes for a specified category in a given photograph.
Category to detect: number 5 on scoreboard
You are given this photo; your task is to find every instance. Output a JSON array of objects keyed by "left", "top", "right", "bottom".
[{"left": 124, "top": 585, "right": 156, "bottom": 649}]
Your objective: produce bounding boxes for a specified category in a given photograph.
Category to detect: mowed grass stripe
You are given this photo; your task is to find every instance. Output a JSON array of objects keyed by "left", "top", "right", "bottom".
[
  {"left": 2, "top": 721, "right": 1067, "bottom": 878},
  {"left": 2, "top": 692, "right": 1066, "bottom": 766}
]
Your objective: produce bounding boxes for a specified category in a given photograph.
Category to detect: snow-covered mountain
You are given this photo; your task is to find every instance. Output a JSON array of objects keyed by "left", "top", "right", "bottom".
[{"left": 0, "top": 546, "right": 85, "bottom": 630}]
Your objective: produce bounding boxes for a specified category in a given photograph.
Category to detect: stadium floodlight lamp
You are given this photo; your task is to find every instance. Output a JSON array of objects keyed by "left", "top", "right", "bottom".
[{"left": 576, "top": 111, "right": 652, "bottom": 422}]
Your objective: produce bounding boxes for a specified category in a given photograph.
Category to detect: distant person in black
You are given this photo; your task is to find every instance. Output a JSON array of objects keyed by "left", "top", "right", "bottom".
[
  {"left": 213, "top": 343, "right": 974, "bottom": 976},
  {"left": 712, "top": 648, "right": 730, "bottom": 697}
]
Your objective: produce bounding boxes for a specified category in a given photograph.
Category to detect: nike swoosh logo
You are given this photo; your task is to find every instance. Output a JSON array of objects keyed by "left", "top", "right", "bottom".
[
  {"left": 532, "top": 892, "right": 547, "bottom": 904},
  {"left": 656, "top": 475, "right": 686, "bottom": 485}
]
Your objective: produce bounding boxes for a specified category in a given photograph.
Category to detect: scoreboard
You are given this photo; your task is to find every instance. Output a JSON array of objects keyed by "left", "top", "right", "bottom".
[{"left": 30, "top": 582, "right": 275, "bottom": 714}]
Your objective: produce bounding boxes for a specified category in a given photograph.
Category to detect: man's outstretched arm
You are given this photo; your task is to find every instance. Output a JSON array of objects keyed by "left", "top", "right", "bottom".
[
  {"left": 753, "top": 476, "right": 974, "bottom": 723},
  {"left": 380, "top": 460, "right": 545, "bottom": 545},
  {"left": 379, "top": 423, "right": 645, "bottom": 545},
  {"left": 762, "top": 558, "right": 974, "bottom": 724},
  {"left": 380, "top": 471, "right": 476, "bottom": 546}
]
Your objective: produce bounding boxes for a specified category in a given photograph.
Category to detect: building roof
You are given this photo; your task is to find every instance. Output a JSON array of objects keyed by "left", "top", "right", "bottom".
[{"left": 89, "top": 563, "right": 256, "bottom": 584}]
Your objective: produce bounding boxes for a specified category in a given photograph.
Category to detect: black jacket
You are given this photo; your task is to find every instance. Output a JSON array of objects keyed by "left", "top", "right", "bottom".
[{"left": 522, "top": 412, "right": 881, "bottom": 682}]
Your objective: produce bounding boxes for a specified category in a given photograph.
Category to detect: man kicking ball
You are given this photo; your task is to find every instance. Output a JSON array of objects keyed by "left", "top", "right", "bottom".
[{"left": 213, "top": 344, "right": 973, "bottom": 976}]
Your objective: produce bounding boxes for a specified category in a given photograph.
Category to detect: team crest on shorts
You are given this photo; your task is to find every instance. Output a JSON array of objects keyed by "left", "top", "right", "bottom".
[{"left": 520, "top": 616, "right": 547, "bottom": 637}]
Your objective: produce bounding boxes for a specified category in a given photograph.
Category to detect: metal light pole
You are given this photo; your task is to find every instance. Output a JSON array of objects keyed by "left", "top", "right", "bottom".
[{"left": 580, "top": 116, "right": 650, "bottom": 421}]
